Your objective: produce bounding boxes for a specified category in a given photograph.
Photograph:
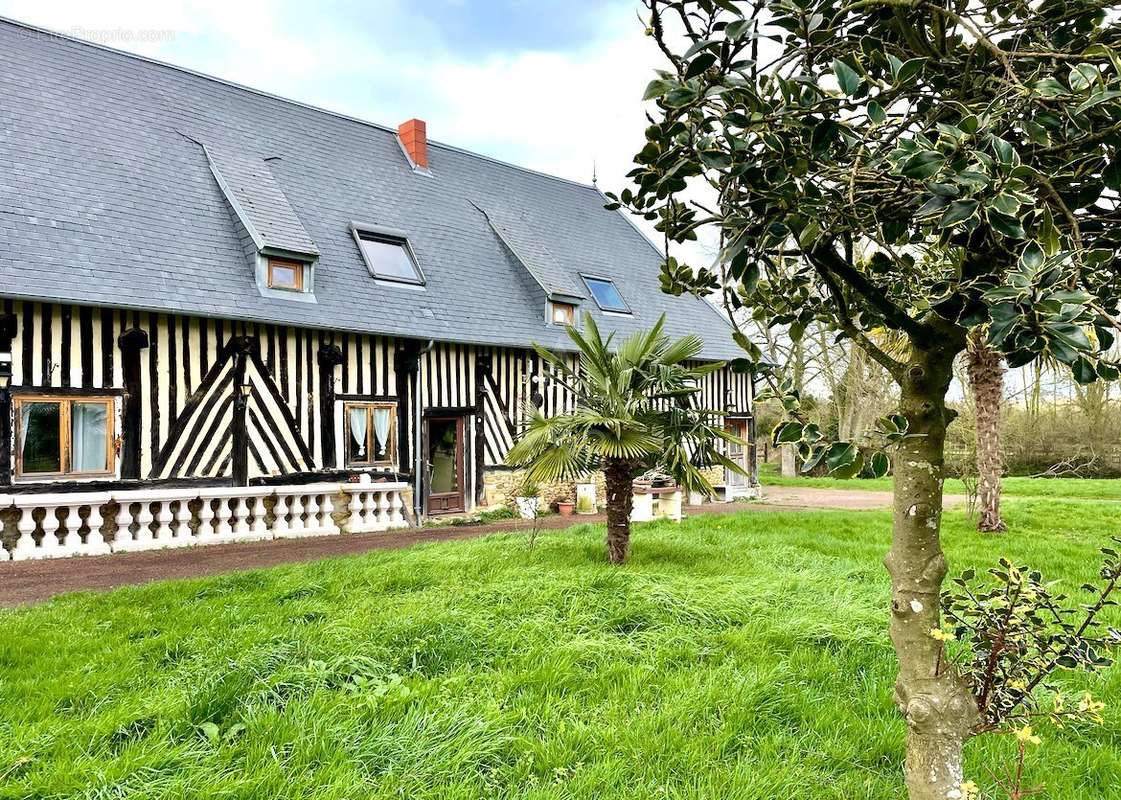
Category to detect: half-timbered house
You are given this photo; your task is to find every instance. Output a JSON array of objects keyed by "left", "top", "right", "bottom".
[{"left": 0, "top": 17, "right": 756, "bottom": 561}]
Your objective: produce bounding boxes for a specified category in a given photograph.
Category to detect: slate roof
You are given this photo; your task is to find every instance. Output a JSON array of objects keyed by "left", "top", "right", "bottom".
[{"left": 0, "top": 17, "right": 737, "bottom": 359}]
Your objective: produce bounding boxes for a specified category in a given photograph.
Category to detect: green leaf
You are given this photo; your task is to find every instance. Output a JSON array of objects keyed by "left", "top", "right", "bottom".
[
  {"left": 643, "top": 78, "right": 673, "bottom": 100},
  {"left": 868, "top": 101, "right": 886, "bottom": 124},
  {"left": 833, "top": 59, "right": 862, "bottom": 96},
  {"left": 939, "top": 199, "right": 978, "bottom": 226},
  {"left": 987, "top": 210, "right": 1026, "bottom": 239},
  {"left": 1020, "top": 241, "right": 1045, "bottom": 270},
  {"left": 1068, "top": 63, "right": 1100, "bottom": 92},
  {"left": 825, "top": 441, "right": 858, "bottom": 473},
  {"left": 870, "top": 451, "right": 890, "bottom": 478},
  {"left": 1075, "top": 90, "right": 1121, "bottom": 114},
  {"left": 1047, "top": 322, "right": 1092, "bottom": 352},
  {"left": 901, "top": 151, "right": 945, "bottom": 179},
  {"left": 892, "top": 57, "right": 927, "bottom": 84},
  {"left": 773, "top": 421, "right": 804, "bottom": 445},
  {"left": 1072, "top": 356, "right": 1099, "bottom": 384},
  {"left": 684, "top": 52, "right": 718, "bottom": 80}
]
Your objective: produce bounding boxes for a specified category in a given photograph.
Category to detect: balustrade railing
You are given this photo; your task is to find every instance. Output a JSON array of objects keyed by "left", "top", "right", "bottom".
[{"left": 0, "top": 480, "right": 411, "bottom": 562}]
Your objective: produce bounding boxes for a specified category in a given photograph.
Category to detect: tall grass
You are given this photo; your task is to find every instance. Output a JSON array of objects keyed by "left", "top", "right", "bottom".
[{"left": 1, "top": 500, "right": 1118, "bottom": 798}]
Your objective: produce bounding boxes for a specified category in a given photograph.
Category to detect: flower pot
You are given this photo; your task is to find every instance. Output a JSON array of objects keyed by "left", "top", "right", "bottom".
[
  {"left": 515, "top": 496, "right": 540, "bottom": 520},
  {"left": 556, "top": 501, "right": 575, "bottom": 517}
]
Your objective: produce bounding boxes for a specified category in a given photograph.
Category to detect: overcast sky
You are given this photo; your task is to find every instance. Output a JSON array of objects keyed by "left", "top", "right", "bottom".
[{"left": 0, "top": 1, "right": 661, "bottom": 198}]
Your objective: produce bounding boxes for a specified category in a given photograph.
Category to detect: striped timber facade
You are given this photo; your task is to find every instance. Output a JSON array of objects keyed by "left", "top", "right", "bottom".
[{"left": 0, "top": 300, "right": 752, "bottom": 516}]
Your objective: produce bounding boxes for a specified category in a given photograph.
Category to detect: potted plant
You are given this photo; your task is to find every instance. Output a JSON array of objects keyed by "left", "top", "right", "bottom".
[
  {"left": 575, "top": 478, "right": 597, "bottom": 515},
  {"left": 556, "top": 497, "right": 575, "bottom": 516},
  {"left": 514, "top": 478, "right": 541, "bottom": 520}
]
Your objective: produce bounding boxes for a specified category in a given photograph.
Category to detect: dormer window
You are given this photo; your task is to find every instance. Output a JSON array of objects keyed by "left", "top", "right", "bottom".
[
  {"left": 354, "top": 229, "right": 425, "bottom": 285},
  {"left": 267, "top": 258, "right": 305, "bottom": 291},
  {"left": 550, "top": 301, "right": 576, "bottom": 326},
  {"left": 582, "top": 276, "right": 630, "bottom": 313}
]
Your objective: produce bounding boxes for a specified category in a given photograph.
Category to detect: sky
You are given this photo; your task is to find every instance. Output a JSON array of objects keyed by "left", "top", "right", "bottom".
[{"left": 0, "top": 0, "right": 662, "bottom": 204}]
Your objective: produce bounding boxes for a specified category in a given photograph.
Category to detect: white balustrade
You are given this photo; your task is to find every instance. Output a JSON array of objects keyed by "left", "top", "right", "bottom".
[
  {"left": 9, "top": 492, "right": 113, "bottom": 560},
  {"left": 339, "top": 483, "right": 410, "bottom": 533},
  {"left": 0, "top": 480, "right": 412, "bottom": 562},
  {"left": 195, "top": 487, "right": 273, "bottom": 545},
  {"left": 274, "top": 484, "right": 340, "bottom": 538}
]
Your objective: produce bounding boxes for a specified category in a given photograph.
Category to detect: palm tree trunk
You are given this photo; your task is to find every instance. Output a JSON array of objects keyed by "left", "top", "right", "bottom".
[
  {"left": 966, "top": 338, "right": 1006, "bottom": 532},
  {"left": 603, "top": 457, "right": 634, "bottom": 564}
]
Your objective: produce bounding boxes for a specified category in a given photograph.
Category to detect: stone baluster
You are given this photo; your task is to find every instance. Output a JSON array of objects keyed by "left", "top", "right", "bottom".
[
  {"left": 113, "top": 501, "right": 137, "bottom": 551},
  {"left": 39, "top": 507, "right": 63, "bottom": 558},
  {"left": 214, "top": 498, "right": 233, "bottom": 540},
  {"left": 197, "top": 498, "right": 217, "bottom": 542},
  {"left": 362, "top": 491, "right": 378, "bottom": 529},
  {"left": 304, "top": 494, "right": 321, "bottom": 535},
  {"left": 288, "top": 494, "right": 305, "bottom": 535},
  {"left": 231, "top": 497, "right": 250, "bottom": 538},
  {"left": 376, "top": 491, "right": 390, "bottom": 529},
  {"left": 85, "top": 502, "right": 110, "bottom": 554},
  {"left": 249, "top": 495, "right": 268, "bottom": 538},
  {"left": 320, "top": 492, "right": 338, "bottom": 534},
  {"left": 137, "top": 501, "right": 157, "bottom": 547},
  {"left": 13, "top": 505, "right": 41, "bottom": 559},
  {"left": 59, "top": 503, "right": 84, "bottom": 555},
  {"left": 152, "top": 500, "right": 176, "bottom": 547},
  {"left": 390, "top": 491, "right": 405, "bottom": 526},
  {"left": 173, "top": 499, "right": 193, "bottom": 543},
  {"left": 273, "top": 493, "right": 290, "bottom": 536},
  {"left": 347, "top": 490, "right": 363, "bottom": 533}
]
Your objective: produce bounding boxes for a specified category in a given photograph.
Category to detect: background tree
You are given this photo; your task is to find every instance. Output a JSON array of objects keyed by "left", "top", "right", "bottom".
[
  {"left": 506, "top": 314, "right": 740, "bottom": 564},
  {"left": 610, "top": 2, "right": 1121, "bottom": 797},
  {"left": 966, "top": 335, "right": 1008, "bottom": 531}
]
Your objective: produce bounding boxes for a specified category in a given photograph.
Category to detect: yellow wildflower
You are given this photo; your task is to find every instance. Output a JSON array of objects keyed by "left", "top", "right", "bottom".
[
  {"left": 960, "top": 781, "right": 980, "bottom": 799},
  {"left": 1015, "top": 725, "right": 1041, "bottom": 746},
  {"left": 929, "top": 628, "right": 956, "bottom": 642}
]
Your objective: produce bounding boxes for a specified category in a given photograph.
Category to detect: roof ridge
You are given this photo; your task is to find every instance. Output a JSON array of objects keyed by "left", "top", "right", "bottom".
[{"left": 0, "top": 14, "right": 600, "bottom": 193}]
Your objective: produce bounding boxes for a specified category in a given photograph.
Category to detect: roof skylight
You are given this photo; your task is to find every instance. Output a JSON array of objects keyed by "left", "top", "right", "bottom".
[{"left": 582, "top": 276, "right": 630, "bottom": 313}]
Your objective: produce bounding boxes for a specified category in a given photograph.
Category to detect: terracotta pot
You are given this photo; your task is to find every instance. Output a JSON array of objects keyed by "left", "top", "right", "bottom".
[{"left": 556, "top": 501, "right": 575, "bottom": 517}]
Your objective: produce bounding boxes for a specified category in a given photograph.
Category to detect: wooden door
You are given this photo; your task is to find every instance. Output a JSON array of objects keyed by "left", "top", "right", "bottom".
[
  {"left": 726, "top": 419, "right": 749, "bottom": 487},
  {"left": 426, "top": 416, "right": 465, "bottom": 515}
]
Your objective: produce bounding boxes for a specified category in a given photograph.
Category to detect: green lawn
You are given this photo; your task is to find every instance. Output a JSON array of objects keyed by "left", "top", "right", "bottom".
[
  {"left": 2, "top": 501, "right": 1119, "bottom": 798},
  {"left": 759, "top": 461, "right": 1121, "bottom": 500}
]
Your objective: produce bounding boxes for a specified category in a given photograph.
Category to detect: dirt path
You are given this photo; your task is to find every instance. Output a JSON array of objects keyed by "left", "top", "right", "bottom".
[{"left": 0, "top": 486, "right": 927, "bottom": 607}]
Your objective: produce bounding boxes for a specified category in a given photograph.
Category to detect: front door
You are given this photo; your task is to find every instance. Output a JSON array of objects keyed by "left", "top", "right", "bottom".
[
  {"left": 426, "top": 416, "right": 465, "bottom": 515},
  {"left": 726, "top": 419, "right": 749, "bottom": 487}
]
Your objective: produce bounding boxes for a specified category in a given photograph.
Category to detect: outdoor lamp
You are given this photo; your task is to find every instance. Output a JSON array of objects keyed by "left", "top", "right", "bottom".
[
  {"left": 0, "top": 352, "right": 11, "bottom": 389},
  {"left": 239, "top": 380, "right": 252, "bottom": 398}
]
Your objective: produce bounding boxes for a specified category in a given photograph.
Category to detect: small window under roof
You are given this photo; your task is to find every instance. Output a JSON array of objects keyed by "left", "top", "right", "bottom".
[
  {"left": 355, "top": 231, "right": 425, "bottom": 285},
  {"left": 582, "top": 276, "right": 630, "bottom": 313}
]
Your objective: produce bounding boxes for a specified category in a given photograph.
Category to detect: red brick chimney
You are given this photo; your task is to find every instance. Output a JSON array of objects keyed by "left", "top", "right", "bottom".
[{"left": 397, "top": 118, "right": 428, "bottom": 169}]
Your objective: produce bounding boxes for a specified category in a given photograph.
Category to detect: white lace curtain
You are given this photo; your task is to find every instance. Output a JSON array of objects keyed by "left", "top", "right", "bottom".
[
  {"left": 349, "top": 407, "right": 368, "bottom": 458},
  {"left": 373, "top": 407, "right": 391, "bottom": 456},
  {"left": 71, "top": 402, "right": 107, "bottom": 472}
]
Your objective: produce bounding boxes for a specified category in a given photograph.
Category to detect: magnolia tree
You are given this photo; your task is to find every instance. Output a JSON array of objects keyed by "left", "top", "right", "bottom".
[{"left": 609, "top": 1, "right": 1121, "bottom": 797}]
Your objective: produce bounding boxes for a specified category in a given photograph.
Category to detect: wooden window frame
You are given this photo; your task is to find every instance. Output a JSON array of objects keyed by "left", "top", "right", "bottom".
[
  {"left": 13, "top": 395, "right": 116, "bottom": 479},
  {"left": 550, "top": 301, "right": 576, "bottom": 326},
  {"left": 343, "top": 401, "right": 397, "bottom": 468},
  {"left": 267, "top": 258, "right": 305, "bottom": 292}
]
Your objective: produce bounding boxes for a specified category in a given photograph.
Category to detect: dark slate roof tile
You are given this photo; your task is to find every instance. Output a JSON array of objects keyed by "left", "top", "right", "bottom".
[{"left": 0, "top": 17, "right": 737, "bottom": 359}]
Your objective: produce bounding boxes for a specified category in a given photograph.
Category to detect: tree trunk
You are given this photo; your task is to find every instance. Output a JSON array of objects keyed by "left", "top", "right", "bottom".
[
  {"left": 888, "top": 345, "right": 978, "bottom": 800},
  {"left": 603, "top": 457, "right": 634, "bottom": 564},
  {"left": 966, "top": 338, "right": 1006, "bottom": 532}
]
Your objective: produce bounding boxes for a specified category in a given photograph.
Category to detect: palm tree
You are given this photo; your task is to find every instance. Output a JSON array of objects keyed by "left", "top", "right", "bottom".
[
  {"left": 966, "top": 331, "right": 1007, "bottom": 532},
  {"left": 506, "top": 313, "right": 742, "bottom": 564}
]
